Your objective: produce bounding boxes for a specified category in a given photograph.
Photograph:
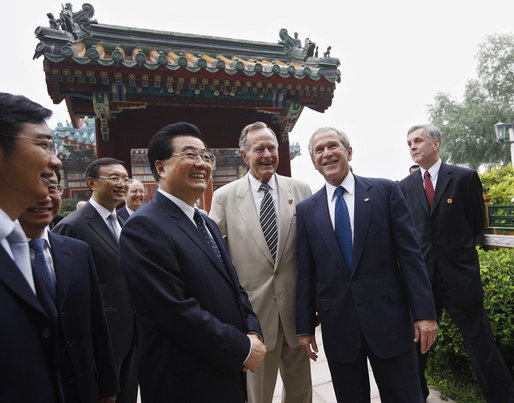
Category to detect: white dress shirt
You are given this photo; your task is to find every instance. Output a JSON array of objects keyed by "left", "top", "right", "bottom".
[
  {"left": 89, "top": 198, "right": 122, "bottom": 235},
  {"left": 325, "top": 172, "right": 355, "bottom": 244},
  {"left": 419, "top": 159, "right": 442, "bottom": 191}
]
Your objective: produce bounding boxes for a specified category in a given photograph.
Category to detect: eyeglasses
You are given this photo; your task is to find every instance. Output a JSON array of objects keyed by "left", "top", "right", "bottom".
[
  {"left": 171, "top": 149, "right": 216, "bottom": 167},
  {"left": 95, "top": 176, "right": 131, "bottom": 185},
  {"left": 48, "top": 184, "right": 66, "bottom": 195},
  {"left": 0, "top": 134, "right": 56, "bottom": 155}
]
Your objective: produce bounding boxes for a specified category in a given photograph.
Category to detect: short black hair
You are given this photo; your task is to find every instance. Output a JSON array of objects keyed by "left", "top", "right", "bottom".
[
  {"left": 148, "top": 122, "right": 204, "bottom": 182},
  {"left": 0, "top": 93, "right": 52, "bottom": 156},
  {"left": 84, "top": 157, "right": 125, "bottom": 191}
]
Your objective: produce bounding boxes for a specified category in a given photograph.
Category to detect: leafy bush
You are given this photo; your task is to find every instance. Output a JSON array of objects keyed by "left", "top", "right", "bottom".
[
  {"left": 427, "top": 247, "right": 514, "bottom": 398},
  {"left": 480, "top": 163, "right": 514, "bottom": 205},
  {"left": 60, "top": 198, "right": 78, "bottom": 218}
]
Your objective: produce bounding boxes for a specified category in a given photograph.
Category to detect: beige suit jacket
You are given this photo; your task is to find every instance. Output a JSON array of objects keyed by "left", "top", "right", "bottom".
[{"left": 210, "top": 173, "right": 311, "bottom": 350}]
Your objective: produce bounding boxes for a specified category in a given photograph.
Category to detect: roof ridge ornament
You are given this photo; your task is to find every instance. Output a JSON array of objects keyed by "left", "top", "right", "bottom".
[
  {"left": 278, "top": 29, "right": 317, "bottom": 62},
  {"left": 49, "top": 3, "right": 97, "bottom": 40}
]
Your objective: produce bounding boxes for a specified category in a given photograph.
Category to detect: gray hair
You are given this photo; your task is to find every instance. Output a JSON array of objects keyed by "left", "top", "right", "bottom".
[
  {"left": 239, "top": 121, "right": 278, "bottom": 152},
  {"left": 308, "top": 127, "right": 351, "bottom": 157},
  {"left": 407, "top": 124, "right": 442, "bottom": 143}
]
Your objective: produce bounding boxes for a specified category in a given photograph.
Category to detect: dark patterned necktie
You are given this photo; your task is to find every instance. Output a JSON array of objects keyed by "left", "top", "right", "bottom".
[
  {"left": 29, "top": 238, "right": 57, "bottom": 303},
  {"left": 193, "top": 209, "right": 224, "bottom": 266},
  {"left": 424, "top": 171, "right": 434, "bottom": 209},
  {"left": 335, "top": 187, "right": 352, "bottom": 272},
  {"left": 259, "top": 183, "right": 278, "bottom": 261}
]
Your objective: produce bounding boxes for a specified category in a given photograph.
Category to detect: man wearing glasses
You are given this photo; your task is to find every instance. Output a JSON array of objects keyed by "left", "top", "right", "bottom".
[
  {"left": 53, "top": 158, "right": 138, "bottom": 403},
  {"left": 119, "top": 122, "right": 266, "bottom": 402},
  {"left": 0, "top": 92, "right": 62, "bottom": 402},
  {"left": 19, "top": 168, "right": 119, "bottom": 402}
]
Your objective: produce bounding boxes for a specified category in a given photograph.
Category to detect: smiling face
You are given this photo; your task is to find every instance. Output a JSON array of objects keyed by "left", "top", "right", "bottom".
[
  {"left": 19, "top": 170, "right": 61, "bottom": 238},
  {"left": 241, "top": 127, "right": 279, "bottom": 184},
  {"left": 125, "top": 179, "right": 145, "bottom": 211},
  {"left": 87, "top": 164, "right": 129, "bottom": 211},
  {"left": 407, "top": 128, "right": 440, "bottom": 170},
  {"left": 155, "top": 135, "right": 212, "bottom": 206},
  {"left": 0, "top": 122, "right": 62, "bottom": 219},
  {"left": 311, "top": 129, "right": 352, "bottom": 186}
]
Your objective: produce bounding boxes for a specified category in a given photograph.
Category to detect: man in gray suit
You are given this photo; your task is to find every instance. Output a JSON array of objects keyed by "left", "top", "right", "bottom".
[{"left": 210, "top": 121, "right": 312, "bottom": 403}]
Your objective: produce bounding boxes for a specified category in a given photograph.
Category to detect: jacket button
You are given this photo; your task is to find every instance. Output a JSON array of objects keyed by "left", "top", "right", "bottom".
[
  {"left": 66, "top": 341, "right": 73, "bottom": 348},
  {"left": 67, "top": 377, "right": 75, "bottom": 384},
  {"left": 41, "top": 328, "right": 50, "bottom": 338}
]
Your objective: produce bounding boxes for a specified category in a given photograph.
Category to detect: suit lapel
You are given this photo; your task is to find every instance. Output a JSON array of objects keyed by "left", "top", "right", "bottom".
[
  {"left": 313, "top": 188, "right": 350, "bottom": 277},
  {"left": 0, "top": 248, "right": 49, "bottom": 317},
  {"left": 48, "top": 232, "right": 71, "bottom": 309},
  {"left": 236, "top": 175, "right": 274, "bottom": 265},
  {"left": 431, "top": 162, "right": 451, "bottom": 214},
  {"left": 275, "top": 176, "right": 295, "bottom": 269},
  {"left": 352, "top": 176, "right": 372, "bottom": 275},
  {"left": 155, "top": 193, "right": 235, "bottom": 286},
  {"left": 84, "top": 203, "right": 118, "bottom": 252}
]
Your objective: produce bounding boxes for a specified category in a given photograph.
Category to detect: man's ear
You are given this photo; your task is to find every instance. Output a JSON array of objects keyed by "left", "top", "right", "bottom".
[
  {"left": 240, "top": 150, "right": 249, "bottom": 166},
  {"left": 86, "top": 177, "right": 96, "bottom": 191},
  {"left": 155, "top": 160, "right": 165, "bottom": 178}
]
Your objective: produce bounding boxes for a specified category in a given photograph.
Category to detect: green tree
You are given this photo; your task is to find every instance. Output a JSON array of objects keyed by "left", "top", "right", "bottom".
[
  {"left": 428, "top": 34, "right": 514, "bottom": 169},
  {"left": 480, "top": 163, "right": 514, "bottom": 204}
]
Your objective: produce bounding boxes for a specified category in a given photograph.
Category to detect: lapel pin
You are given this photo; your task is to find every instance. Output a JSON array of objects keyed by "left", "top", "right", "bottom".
[
  {"left": 288, "top": 199, "right": 293, "bottom": 204},
  {"left": 364, "top": 198, "right": 370, "bottom": 202},
  {"left": 447, "top": 198, "right": 453, "bottom": 204}
]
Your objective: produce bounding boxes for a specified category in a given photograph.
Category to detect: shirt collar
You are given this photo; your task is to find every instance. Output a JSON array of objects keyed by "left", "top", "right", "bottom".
[
  {"left": 0, "top": 208, "right": 15, "bottom": 242},
  {"left": 157, "top": 188, "right": 195, "bottom": 222},
  {"left": 326, "top": 172, "right": 355, "bottom": 202},
  {"left": 89, "top": 197, "right": 116, "bottom": 220},
  {"left": 419, "top": 159, "right": 442, "bottom": 180},
  {"left": 248, "top": 172, "right": 277, "bottom": 192}
]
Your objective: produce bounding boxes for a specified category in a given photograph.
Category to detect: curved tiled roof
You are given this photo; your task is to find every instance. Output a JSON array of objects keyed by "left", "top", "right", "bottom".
[{"left": 34, "top": 4, "right": 340, "bottom": 83}]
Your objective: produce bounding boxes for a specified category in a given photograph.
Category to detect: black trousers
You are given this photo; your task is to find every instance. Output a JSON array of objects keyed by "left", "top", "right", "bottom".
[
  {"left": 417, "top": 269, "right": 514, "bottom": 403},
  {"left": 328, "top": 334, "right": 424, "bottom": 403}
]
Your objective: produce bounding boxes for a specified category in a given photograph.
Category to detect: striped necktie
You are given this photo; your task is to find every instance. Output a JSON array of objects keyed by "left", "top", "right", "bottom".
[{"left": 259, "top": 183, "right": 278, "bottom": 261}]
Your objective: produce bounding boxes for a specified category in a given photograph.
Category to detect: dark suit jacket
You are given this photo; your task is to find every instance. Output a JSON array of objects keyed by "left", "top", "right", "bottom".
[
  {"left": 0, "top": 231, "right": 119, "bottom": 403},
  {"left": 52, "top": 202, "right": 135, "bottom": 364},
  {"left": 296, "top": 176, "right": 436, "bottom": 363},
  {"left": 119, "top": 191, "right": 262, "bottom": 403},
  {"left": 116, "top": 206, "right": 130, "bottom": 221},
  {"left": 399, "top": 162, "right": 485, "bottom": 307}
]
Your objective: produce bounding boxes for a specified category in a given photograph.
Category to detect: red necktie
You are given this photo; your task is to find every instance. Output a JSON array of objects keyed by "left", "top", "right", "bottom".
[{"left": 424, "top": 170, "right": 434, "bottom": 209}]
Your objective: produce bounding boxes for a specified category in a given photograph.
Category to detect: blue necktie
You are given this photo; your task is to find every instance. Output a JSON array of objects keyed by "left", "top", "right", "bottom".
[
  {"left": 335, "top": 187, "right": 353, "bottom": 272},
  {"left": 193, "top": 209, "right": 224, "bottom": 266},
  {"left": 29, "top": 238, "right": 57, "bottom": 303}
]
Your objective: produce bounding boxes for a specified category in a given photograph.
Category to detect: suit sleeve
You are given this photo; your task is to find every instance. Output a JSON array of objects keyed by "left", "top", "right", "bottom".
[
  {"left": 86, "top": 246, "right": 120, "bottom": 397},
  {"left": 295, "top": 203, "right": 318, "bottom": 335},
  {"left": 388, "top": 183, "right": 436, "bottom": 321},
  {"left": 119, "top": 214, "right": 251, "bottom": 372},
  {"left": 466, "top": 171, "right": 485, "bottom": 245}
]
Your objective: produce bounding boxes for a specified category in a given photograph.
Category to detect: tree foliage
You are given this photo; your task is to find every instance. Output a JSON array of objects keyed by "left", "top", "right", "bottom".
[
  {"left": 428, "top": 34, "right": 514, "bottom": 169},
  {"left": 480, "top": 163, "right": 514, "bottom": 205}
]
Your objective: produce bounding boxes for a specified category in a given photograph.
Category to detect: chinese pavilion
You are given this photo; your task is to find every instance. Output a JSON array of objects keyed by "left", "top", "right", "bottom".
[{"left": 34, "top": 3, "right": 340, "bottom": 205}]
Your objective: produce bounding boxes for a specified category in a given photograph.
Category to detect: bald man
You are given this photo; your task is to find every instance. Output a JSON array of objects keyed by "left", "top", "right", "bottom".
[{"left": 117, "top": 179, "right": 145, "bottom": 220}]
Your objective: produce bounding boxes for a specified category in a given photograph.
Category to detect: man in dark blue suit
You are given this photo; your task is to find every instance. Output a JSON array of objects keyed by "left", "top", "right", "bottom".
[
  {"left": 53, "top": 158, "right": 138, "bottom": 403},
  {"left": 399, "top": 124, "right": 514, "bottom": 402},
  {"left": 18, "top": 169, "right": 119, "bottom": 403},
  {"left": 119, "top": 122, "right": 266, "bottom": 402},
  {"left": 295, "top": 127, "right": 438, "bottom": 402}
]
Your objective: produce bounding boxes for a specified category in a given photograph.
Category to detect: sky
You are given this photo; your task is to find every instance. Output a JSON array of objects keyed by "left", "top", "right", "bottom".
[{"left": 2, "top": 0, "right": 513, "bottom": 189}]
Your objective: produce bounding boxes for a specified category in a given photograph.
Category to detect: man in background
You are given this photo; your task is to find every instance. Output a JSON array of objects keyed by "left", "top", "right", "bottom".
[
  {"left": 53, "top": 157, "right": 138, "bottom": 403},
  {"left": 119, "top": 122, "right": 266, "bottom": 402},
  {"left": 210, "top": 121, "right": 312, "bottom": 403},
  {"left": 399, "top": 124, "right": 514, "bottom": 402},
  {"left": 19, "top": 168, "right": 119, "bottom": 402},
  {"left": 117, "top": 179, "right": 145, "bottom": 220}
]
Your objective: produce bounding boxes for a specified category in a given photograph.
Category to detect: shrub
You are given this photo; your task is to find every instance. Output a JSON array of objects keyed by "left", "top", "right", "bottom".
[
  {"left": 60, "top": 198, "right": 78, "bottom": 218},
  {"left": 480, "top": 163, "right": 514, "bottom": 205},
  {"left": 428, "top": 247, "right": 514, "bottom": 388}
]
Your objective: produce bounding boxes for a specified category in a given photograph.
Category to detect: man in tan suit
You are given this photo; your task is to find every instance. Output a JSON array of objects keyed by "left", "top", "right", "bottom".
[{"left": 210, "top": 122, "right": 312, "bottom": 403}]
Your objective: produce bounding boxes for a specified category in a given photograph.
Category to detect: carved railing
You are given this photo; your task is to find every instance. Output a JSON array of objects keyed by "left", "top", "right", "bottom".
[{"left": 488, "top": 205, "right": 514, "bottom": 228}]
